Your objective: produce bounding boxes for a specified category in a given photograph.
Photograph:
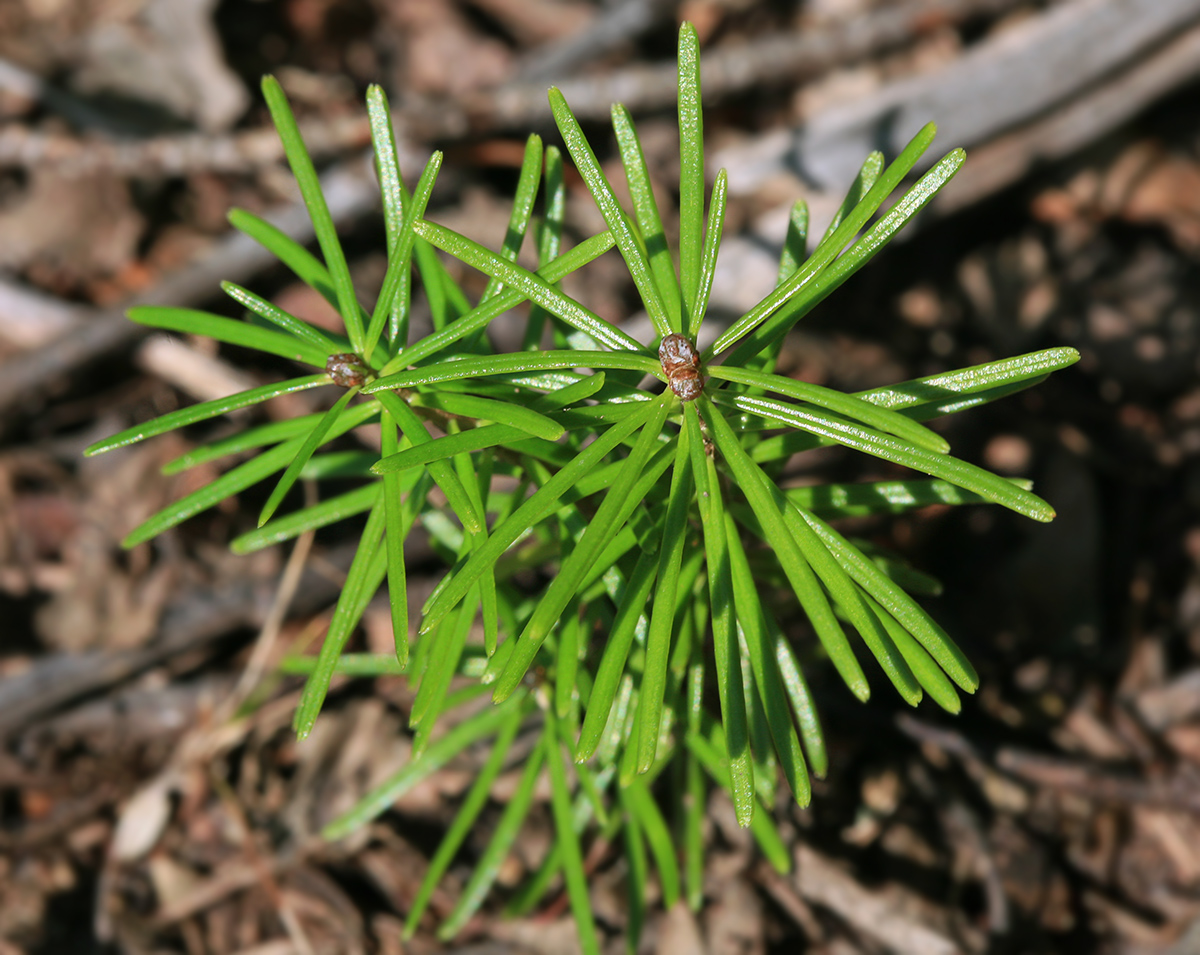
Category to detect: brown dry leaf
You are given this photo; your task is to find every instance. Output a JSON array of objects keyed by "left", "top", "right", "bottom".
[
  {"left": 658, "top": 899, "right": 707, "bottom": 955},
  {"left": 489, "top": 916, "right": 584, "bottom": 955},
  {"left": 146, "top": 853, "right": 205, "bottom": 909},
  {"left": 1040, "top": 141, "right": 1200, "bottom": 254},
  {"left": 280, "top": 865, "right": 366, "bottom": 955},
  {"left": 71, "top": 0, "right": 248, "bottom": 132},
  {"left": 0, "top": 169, "right": 143, "bottom": 294},
  {"left": 384, "top": 0, "right": 513, "bottom": 98},
  {"left": 1052, "top": 689, "right": 1133, "bottom": 760},
  {"left": 465, "top": 0, "right": 592, "bottom": 47},
  {"left": 1135, "top": 669, "right": 1200, "bottom": 731},
  {"left": 111, "top": 776, "right": 176, "bottom": 862},
  {"left": 1105, "top": 143, "right": 1200, "bottom": 252},
  {"left": 704, "top": 873, "right": 764, "bottom": 955},
  {"left": 35, "top": 437, "right": 186, "bottom": 652}
]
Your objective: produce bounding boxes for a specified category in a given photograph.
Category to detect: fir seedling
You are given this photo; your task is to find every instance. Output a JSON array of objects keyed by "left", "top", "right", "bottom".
[{"left": 87, "top": 23, "right": 1079, "bottom": 952}]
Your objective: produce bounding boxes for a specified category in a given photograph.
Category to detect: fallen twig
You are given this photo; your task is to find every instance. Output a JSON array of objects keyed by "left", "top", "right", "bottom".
[
  {"left": 941, "top": 801, "right": 1009, "bottom": 936},
  {"left": 718, "top": 0, "right": 1200, "bottom": 196},
  {"left": 515, "top": 0, "right": 677, "bottom": 83},
  {"left": 789, "top": 0, "right": 1200, "bottom": 191},
  {"left": 933, "top": 19, "right": 1200, "bottom": 213},
  {"left": 0, "top": 159, "right": 376, "bottom": 424},
  {"left": 0, "top": 278, "right": 86, "bottom": 349},
  {"left": 752, "top": 860, "right": 826, "bottom": 944},
  {"left": 995, "top": 748, "right": 1200, "bottom": 815},
  {"left": 0, "top": 544, "right": 354, "bottom": 739},
  {"left": 0, "top": 0, "right": 1023, "bottom": 176},
  {"left": 793, "top": 843, "right": 961, "bottom": 955},
  {"left": 0, "top": 783, "right": 119, "bottom": 852},
  {"left": 0, "top": 114, "right": 371, "bottom": 179},
  {"left": 472, "top": 0, "right": 1024, "bottom": 133}
]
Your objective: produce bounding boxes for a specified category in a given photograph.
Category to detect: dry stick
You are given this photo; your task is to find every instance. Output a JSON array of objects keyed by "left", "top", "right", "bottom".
[
  {"left": 0, "top": 55, "right": 129, "bottom": 135},
  {"left": 207, "top": 769, "right": 319, "bottom": 955},
  {"left": 151, "top": 836, "right": 329, "bottom": 927},
  {"left": 724, "top": 0, "right": 1200, "bottom": 195},
  {"left": 0, "top": 543, "right": 356, "bottom": 739},
  {"left": 473, "top": 0, "right": 1025, "bottom": 130},
  {"left": 933, "top": 20, "right": 1200, "bottom": 213},
  {"left": 515, "top": 0, "right": 678, "bottom": 82},
  {"left": 3, "top": 0, "right": 1192, "bottom": 202},
  {"left": 0, "top": 0, "right": 1021, "bottom": 179},
  {"left": 785, "top": 0, "right": 1200, "bottom": 190},
  {"left": 753, "top": 861, "right": 826, "bottom": 944},
  {"left": 940, "top": 801, "right": 1009, "bottom": 935},
  {"left": 227, "top": 482, "right": 319, "bottom": 710},
  {"left": 0, "top": 158, "right": 376, "bottom": 423},
  {"left": 0, "top": 113, "right": 371, "bottom": 178},
  {"left": 897, "top": 713, "right": 1200, "bottom": 816},
  {"left": 995, "top": 748, "right": 1200, "bottom": 815},
  {"left": 0, "top": 278, "right": 86, "bottom": 348},
  {"left": 793, "top": 843, "right": 959, "bottom": 955},
  {"left": 135, "top": 334, "right": 259, "bottom": 404},
  {"left": 0, "top": 784, "right": 120, "bottom": 852}
]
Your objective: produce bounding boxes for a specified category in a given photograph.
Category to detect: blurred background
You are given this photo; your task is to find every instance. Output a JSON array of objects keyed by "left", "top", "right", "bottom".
[{"left": 3, "top": 0, "right": 1200, "bottom": 952}]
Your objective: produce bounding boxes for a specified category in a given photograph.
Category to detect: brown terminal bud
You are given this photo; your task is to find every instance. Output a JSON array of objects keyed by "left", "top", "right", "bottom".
[
  {"left": 325, "top": 353, "right": 371, "bottom": 388},
  {"left": 659, "top": 333, "right": 703, "bottom": 401}
]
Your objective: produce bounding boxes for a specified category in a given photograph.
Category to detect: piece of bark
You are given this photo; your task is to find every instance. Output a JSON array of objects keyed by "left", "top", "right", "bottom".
[
  {"left": 792, "top": 843, "right": 960, "bottom": 955},
  {"left": 711, "top": 9, "right": 1200, "bottom": 323}
]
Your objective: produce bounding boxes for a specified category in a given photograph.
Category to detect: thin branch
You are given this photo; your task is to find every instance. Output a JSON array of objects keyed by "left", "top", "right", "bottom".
[
  {"left": 515, "top": 0, "right": 677, "bottom": 83},
  {"left": 0, "top": 0, "right": 1024, "bottom": 176},
  {"left": 0, "top": 543, "right": 356, "bottom": 739},
  {"left": 933, "top": 19, "right": 1200, "bottom": 213},
  {"left": 0, "top": 114, "right": 371, "bottom": 178},
  {"left": 467, "top": 0, "right": 1025, "bottom": 132},
  {"left": 737, "top": 0, "right": 1200, "bottom": 192},
  {"left": 996, "top": 748, "right": 1200, "bottom": 815},
  {"left": 227, "top": 483, "right": 319, "bottom": 709}
]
